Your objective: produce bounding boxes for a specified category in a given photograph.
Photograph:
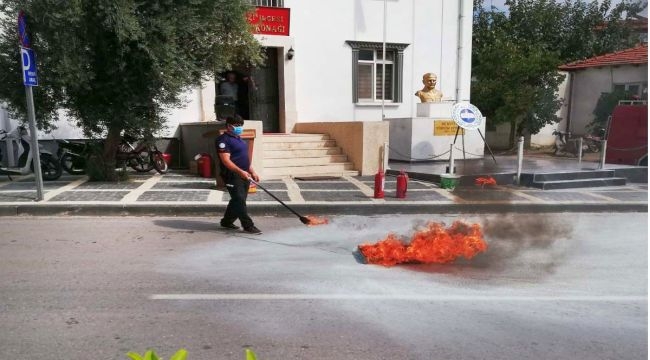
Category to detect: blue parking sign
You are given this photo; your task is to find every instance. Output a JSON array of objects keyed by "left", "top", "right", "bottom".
[{"left": 21, "top": 47, "right": 38, "bottom": 86}]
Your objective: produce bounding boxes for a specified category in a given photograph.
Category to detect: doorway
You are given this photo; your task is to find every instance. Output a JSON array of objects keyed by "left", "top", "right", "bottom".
[
  {"left": 250, "top": 47, "right": 280, "bottom": 133},
  {"left": 216, "top": 47, "right": 281, "bottom": 132}
]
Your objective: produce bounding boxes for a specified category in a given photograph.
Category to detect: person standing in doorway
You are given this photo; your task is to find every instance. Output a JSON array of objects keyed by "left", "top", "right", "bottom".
[
  {"left": 216, "top": 115, "right": 262, "bottom": 234},
  {"left": 219, "top": 71, "right": 239, "bottom": 102}
]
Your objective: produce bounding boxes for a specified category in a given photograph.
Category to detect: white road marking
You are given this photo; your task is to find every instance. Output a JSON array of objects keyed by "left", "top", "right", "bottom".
[{"left": 151, "top": 294, "right": 647, "bottom": 302}]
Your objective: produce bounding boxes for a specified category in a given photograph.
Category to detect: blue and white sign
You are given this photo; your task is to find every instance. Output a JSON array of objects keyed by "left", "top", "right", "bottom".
[
  {"left": 21, "top": 47, "right": 38, "bottom": 86},
  {"left": 451, "top": 103, "right": 483, "bottom": 130}
]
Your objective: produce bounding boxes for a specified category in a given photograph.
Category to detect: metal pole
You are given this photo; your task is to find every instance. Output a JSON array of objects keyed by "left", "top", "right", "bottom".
[
  {"left": 449, "top": 144, "right": 455, "bottom": 175},
  {"left": 381, "top": 0, "right": 387, "bottom": 121},
  {"left": 577, "top": 137, "right": 583, "bottom": 169},
  {"left": 383, "top": 142, "right": 389, "bottom": 172},
  {"left": 516, "top": 136, "right": 524, "bottom": 185},
  {"left": 25, "top": 86, "right": 44, "bottom": 201},
  {"left": 598, "top": 140, "right": 607, "bottom": 169}
]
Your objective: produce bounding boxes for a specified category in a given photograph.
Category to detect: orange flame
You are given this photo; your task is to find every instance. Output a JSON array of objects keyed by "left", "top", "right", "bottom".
[
  {"left": 304, "top": 215, "right": 329, "bottom": 226},
  {"left": 358, "top": 221, "right": 487, "bottom": 267},
  {"left": 475, "top": 176, "right": 497, "bottom": 187}
]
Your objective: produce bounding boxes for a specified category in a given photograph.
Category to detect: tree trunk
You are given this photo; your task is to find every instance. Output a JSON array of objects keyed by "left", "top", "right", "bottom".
[
  {"left": 508, "top": 119, "right": 517, "bottom": 149},
  {"left": 102, "top": 126, "right": 122, "bottom": 181}
]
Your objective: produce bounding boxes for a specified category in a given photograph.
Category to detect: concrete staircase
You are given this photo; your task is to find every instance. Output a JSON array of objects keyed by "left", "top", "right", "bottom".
[
  {"left": 262, "top": 133, "right": 358, "bottom": 179},
  {"left": 522, "top": 170, "right": 627, "bottom": 190}
]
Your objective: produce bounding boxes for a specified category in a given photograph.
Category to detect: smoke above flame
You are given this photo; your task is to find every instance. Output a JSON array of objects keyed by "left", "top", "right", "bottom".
[{"left": 358, "top": 221, "right": 487, "bottom": 267}]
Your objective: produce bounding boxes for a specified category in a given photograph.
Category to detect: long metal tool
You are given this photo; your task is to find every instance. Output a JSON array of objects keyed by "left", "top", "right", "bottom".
[{"left": 250, "top": 179, "right": 311, "bottom": 225}]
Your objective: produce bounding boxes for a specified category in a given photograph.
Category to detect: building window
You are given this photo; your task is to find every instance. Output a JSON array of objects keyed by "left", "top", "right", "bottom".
[
  {"left": 614, "top": 82, "right": 648, "bottom": 99},
  {"left": 357, "top": 50, "right": 395, "bottom": 102},
  {"left": 346, "top": 41, "right": 410, "bottom": 103},
  {"left": 251, "top": 0, "right": 284, "bottom": 7}
]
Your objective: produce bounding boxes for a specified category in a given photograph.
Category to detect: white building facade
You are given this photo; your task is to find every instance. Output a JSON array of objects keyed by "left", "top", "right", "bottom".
[
  {"left": 2, "top": 0, "right": 476, "bottom": 174},
  {"left": 166, "top": 0, "right": 474, "bottom": 134}
]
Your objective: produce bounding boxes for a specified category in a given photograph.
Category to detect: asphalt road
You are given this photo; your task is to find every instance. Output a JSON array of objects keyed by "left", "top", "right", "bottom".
[{"left": 0, "top": 213, "right": 647, "bottom": 360}]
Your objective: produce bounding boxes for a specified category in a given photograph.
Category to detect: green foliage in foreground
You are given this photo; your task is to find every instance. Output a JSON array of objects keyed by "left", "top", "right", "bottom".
[{"left": 126, "top": 348, "right": 259, "bottom": 360}]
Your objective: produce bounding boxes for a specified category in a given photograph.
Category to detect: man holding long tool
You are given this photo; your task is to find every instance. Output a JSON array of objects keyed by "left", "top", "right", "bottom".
[{"left": 216, "top": 115, "right": 262, "bottom": 235}]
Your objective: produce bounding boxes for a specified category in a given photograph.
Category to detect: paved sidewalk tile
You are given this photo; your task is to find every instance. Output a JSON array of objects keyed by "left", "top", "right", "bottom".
[
  {"left": 301, "top": 191, "right": 372, "bottom": 202},
  {"left": 297, "top": 182, "right": 360, "bottom": 190},
  {"left": 384, "top": 191, "right": 451, "bottom": 201},
  {"left": 451, "top": 189, "right": 532, "bottom": 202},
  {"left": 49, "top": 191, "right": 129, "bottom": 201},
  {"left": 1, "top": 181, "right": 70, "bottom": 190},
  {"left": 593, "top": 191, "right": 648, "bottom": 202},
  {"left": 0, "top": 191, "right": 47, "bottom": 202},
  {"left": 137, "top": 191, "right": 210, "bottom": 202},
  {"left": 75, "top": 182, "right": 141, "bottom": 190},
  {"left": 522, "top": 191, "right": 605, "bottom": 202},
  {"left": 244, "top": 191, "right": 290, "bottom": 202},
  {"left": 362, "top": 181, "right": 436, "bottom": 190},
  {"left": 254, "top": 182, "right": 288, "bottom": 190},
  {"left": 153, "top": 182, "right": 215, "bottom": 190}
]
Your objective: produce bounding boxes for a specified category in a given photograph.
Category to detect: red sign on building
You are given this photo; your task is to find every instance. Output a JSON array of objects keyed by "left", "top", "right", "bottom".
[{"left": 247, "top": 6, "right": 290, "bottom": 36}]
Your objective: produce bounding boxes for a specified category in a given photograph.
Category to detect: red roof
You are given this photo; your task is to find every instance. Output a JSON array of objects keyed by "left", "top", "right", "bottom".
[{"left": 559, "top": 44, "right": 648, "bottom": 71}]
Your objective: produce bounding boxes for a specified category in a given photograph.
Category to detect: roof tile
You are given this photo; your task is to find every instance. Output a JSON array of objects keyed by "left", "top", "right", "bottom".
[{"left": 559, "top": 44, "right": 648, "bottom": 71}]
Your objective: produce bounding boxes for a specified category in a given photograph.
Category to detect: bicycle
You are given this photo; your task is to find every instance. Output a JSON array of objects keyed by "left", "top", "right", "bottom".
[{"left": 116, "top": 136, "right": 168, "bottom": 174}]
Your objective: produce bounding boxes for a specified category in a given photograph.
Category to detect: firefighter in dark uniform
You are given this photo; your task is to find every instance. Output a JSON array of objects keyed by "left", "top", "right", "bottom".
[{"left": 216, "top": 115, "right": 262, "bottom": 234}]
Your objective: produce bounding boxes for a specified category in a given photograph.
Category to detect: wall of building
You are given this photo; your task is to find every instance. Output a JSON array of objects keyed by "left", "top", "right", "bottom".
[
  {"left": 288, "top": 0, "right": 473, "bottom": 123},
  {"left": 567, "top": 65, "right": 647, "bottom": 136}
]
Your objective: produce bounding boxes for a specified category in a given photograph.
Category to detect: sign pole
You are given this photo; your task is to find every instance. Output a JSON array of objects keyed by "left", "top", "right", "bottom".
[
  {"left": 18, "top": 12, "right": 44, "bottom": 201},
  {"left": 25, "top": 85, "right": 44, "bottom": 201}
]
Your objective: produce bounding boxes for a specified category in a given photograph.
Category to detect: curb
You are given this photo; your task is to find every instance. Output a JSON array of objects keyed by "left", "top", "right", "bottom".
[{"left": 0, "top": 202, "right": 646, "bottom": 216}]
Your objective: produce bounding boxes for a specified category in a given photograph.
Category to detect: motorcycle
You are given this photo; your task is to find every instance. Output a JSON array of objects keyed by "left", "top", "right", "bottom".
[
  {"left": 552, "top": 129, "right": 573, "bottom": 156},
  {"left": 55, "top": 135, "right": 168, "bottom": 175},
  {"left": 0, "top": 125, "right": 62, "bottom": 181},
  {"left": 57, "top": 138, "right": 88, "bottom": 175},
  {"left": 582, "top": 127, "right": 606, "bottom": 153}
]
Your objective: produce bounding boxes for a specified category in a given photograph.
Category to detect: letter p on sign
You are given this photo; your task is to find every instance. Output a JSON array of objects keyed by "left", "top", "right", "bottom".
[{"left": 21, "top": 47, "right": 38, "bottom": 86}]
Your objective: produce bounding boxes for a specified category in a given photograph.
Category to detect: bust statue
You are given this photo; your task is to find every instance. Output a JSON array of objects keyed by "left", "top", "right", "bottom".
[{"left": 415, "top": 73, "right": 443, "bottom": 103}]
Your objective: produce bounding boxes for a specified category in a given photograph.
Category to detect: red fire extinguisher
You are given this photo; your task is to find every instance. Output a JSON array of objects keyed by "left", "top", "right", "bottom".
[
  {"left": 197, "top": 153, "right": 212, "bottom": 178},
  {"left": 374, "top": 168, "right": 385, "bottom": 199},
  {"left": 396, "top": 171, "right": 409, "bottom": 198}
]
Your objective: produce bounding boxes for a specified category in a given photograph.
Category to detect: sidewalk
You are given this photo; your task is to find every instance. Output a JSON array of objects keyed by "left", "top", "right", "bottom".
[{"left": 0, "top": 167, "right": 646, "bottom": 216}]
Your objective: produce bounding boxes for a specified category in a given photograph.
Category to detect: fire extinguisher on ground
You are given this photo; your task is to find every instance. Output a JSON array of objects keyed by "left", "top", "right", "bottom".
[
  {"left": 197, "top": 153, "right": 212, "bottom": 178},
  {"left": 396, "top": 170, "right": 409, "bottom": 198},
  {"left": 374, "top": 168, "right": 385, "bottom": 199}
]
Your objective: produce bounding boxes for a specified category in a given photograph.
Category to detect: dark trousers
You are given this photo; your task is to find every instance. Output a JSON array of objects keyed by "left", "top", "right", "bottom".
[{"left": 221, "top": 174, "right": 254, "bottom": 229}]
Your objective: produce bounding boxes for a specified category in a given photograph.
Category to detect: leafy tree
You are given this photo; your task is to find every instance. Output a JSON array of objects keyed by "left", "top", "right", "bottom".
[
  {"left": 591, "top": 89, "right": 634, "bottom": 131},
  {"left": 0, "top": 1, "right": 262, "bottom": 180},
  {"left": 472, "top": 0, "right": 647, "bottom": 148}
]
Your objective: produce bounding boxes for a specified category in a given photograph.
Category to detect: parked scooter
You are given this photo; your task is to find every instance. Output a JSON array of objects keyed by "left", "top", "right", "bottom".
[
  {"left": 0, "top": 125, "right": 62, "bottom": 180},
  {"left": 57, "top": 138, "right": 88, "bottom": 175},
  {"left": 582, "top": 127, "right": 606, "bottom": 153},
  {"left": 552, "top": 129, "right": 572, "bottom": 155}
]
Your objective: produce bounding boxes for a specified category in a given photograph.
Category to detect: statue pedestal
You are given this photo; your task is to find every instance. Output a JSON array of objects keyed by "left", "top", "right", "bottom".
[
  {"left": 386, "top": 103, "right": 484, "bottom": 162},
  {"left": 416, "top": 102, "right": 453, "bottom": 117}
]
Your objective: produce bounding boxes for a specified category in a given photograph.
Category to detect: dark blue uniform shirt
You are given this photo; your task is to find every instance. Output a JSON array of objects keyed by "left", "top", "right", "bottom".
[{"left": 216, "top": 132, "right": 250, "bottom": 172}]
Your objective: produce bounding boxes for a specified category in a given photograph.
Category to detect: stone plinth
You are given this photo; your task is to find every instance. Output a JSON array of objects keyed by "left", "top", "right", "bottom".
[
  {"left": 416, "top": 102, "right": 454, "bottom": 118},
  {"left": 386, "top": 116, "right": 485, "bottom": 162}
]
